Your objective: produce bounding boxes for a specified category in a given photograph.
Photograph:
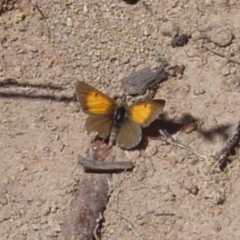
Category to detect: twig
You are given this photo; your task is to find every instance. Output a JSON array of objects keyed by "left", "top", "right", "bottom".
[
  {"left": 213, "top": 121, "right": 240, "bottom": 167},
  {"left": 93, "top": 213, "right": 104, "bottom": 240},
  {"left": 203, "top": 44, "right": 240, "bottom": 65},
  {"left": 32, "top": 2, "right": 47, "bottom": 19},
  {"left": 113, "top": 210, "right": 142, "bottom": 240},
  {"left": 78, "top": 155, "right": 135, "bottom": 173},
  {"left": 161, "top": 130, "right": 209, "bottom": 162}
]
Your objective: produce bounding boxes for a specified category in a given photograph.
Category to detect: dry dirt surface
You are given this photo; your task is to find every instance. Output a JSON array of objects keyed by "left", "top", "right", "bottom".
[{"left": 1, "top": 0, "right": 240, "bottom": 239}]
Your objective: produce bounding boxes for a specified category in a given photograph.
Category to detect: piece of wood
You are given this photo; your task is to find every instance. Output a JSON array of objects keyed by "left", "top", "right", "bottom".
[
  {"left": 78, "top": 155, "right": 135, "bottom": 173},
  {"left": 214, "top": 121, "right": 240, "bottom": 167},
  {"left": 58, "top": 141, "right": 112, "bottom": 240}
]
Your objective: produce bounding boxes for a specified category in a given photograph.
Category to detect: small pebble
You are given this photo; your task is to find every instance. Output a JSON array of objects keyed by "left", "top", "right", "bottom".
[
  {"left": 13, "top": 13, "right": 26, "bottom": 23},
  {"left": 27, "top": 45, "right": 38, "bottom": 53},
  {"left": 184, "top": 181, "right": 199, "bottom": 195},
  {"left": 18, "top": 164, "right": 27, "bottom": 172},
  {"left": 163, "top": 192, "right": 176, "bottom": 201},
  {"left": 160, "top": 20, "right": 179, "bottom": 37},
  {"left": 221, "top": 66, "right": 230, "bottom": 76},
  {"left": 0, "top": 32, "right": 7, "bottom": 43},
  {"left": 80, "top": 56, "right": 90, "bottom": 66},
  {"left": 232, "top": 76, "right": 240, "bottom": 87},
  {"left": 66, "top": 17, "right": 73, "bottom": 27},
  {"left": 204, "top": 0, "right": 212, "bottom": 6},
  {"left": 83, "top": 5, "right": 88, "bottom": 14},
  {"left": 209, "top": 190, "right": 226, "bottom": 205},
  {"left": 207, "top": 25, "right": 234, "bottom": 47},
  {"left": 171, "top": 34, "right": 189, "bottom": 47},
  {"left": 145, "top": 145, "right": 158, "bottom": 156},
  {"left": 175, "top": 155, "right": 185, "bottom": 164},
  {"left": 193, "top": 87, "right": 206, "bottom": 95}
]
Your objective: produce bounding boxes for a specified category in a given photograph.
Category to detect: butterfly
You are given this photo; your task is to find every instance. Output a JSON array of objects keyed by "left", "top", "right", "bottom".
[{"left": 75, "top": 81, "right": 165, "bottom": 149}]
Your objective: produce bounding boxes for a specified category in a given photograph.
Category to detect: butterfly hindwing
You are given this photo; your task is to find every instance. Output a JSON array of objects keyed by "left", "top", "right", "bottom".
[
  {"left": 116, "top": 118, "right": 142, "bottom": 149},
  {"left": 85, "top": 114, "right": 113, "bottom": 140}
]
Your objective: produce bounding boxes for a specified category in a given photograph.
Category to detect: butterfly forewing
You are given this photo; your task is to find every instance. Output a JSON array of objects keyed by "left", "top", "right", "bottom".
[
  {"left": 128, "top": 99, "right": 165, "bottom": 127},
  {"left": 116, "top": 118, "right": 142, "bottom": 149},
  {"left": 75, "top": 81, "right": 116, "bottom": 115}
]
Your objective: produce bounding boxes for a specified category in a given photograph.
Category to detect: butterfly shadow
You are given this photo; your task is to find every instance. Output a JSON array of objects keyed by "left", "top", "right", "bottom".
[{"left": 137, "top": 112, "right": 233, "bottom": 152}]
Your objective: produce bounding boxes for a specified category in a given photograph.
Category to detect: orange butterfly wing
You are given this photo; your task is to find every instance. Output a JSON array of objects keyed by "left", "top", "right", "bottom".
[
  {"left": 75, "top": 81, "right": 116, "bottom": 115},
  {"left": 128, "top": 99, "right": 165, "bottom": 127}
]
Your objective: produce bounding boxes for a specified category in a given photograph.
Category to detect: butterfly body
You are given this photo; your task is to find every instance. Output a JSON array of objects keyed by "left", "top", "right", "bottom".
[
  {"left": 75, "top": 81, "right": 165, "bottom": 149},
  {"left": 113, "top": 105, "right": 127, "bottom": 126}
]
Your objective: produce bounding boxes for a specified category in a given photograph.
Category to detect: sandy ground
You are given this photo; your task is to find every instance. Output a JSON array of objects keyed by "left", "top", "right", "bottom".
[{"left": 1, "top": 0, "right": 240, "bottom": 239}]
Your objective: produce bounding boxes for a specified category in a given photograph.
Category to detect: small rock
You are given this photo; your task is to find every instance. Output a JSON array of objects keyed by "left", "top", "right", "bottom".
[
  {"left": 32, "top": 224, "right": 42, "bottom": 230},
  {"left": 13, "top": 13, "right": 26, "bottom": 23},
  {"left": 83, "top": 5, "right": 89, "bottom": 14},
  {"left": 0, "top": 32, "right": 7, "bottom": 44},
  {"left": 143, "top": 29, "right": 150, "bottom": 36},
  {"left": 2, "top": 178, "right": 10, "bottom": 185},
  {"left": 209, "top": 190, "right": 226, "bottom": 205},
  {"left": 221, "top": 66, "right": 230, "bottom": 76},
  {"left": 20, "top": 224, "right": 29, "bottom": 235},
  {"left": 48, "top": 218, "right": 62, "bottom": 233},
  {"left": 136, "top": 164, "right": 147, "bottom": 182},
  {"left": 171, "top": 34, "right": 189, "bottom": 47},
  {"left": 184, "top": 181, "right": 199, "bottom": 195},
  {"left": 179, "top": 113, "right": 198, "bottom": 133},
  {"left": 27, "top": 45, "right": 38, "bottom": 53},
  {"left": 18, "top": 164, "right": 27, "bottom": 172},
  {"left": 163, "top": 192, "right": 176, "bottom": 201},
  {"left": 120, "top": 56, "right": 130, "bottom": 64},
  {"left": 66, "top": 17, "right": 73, "bottom": 27},
  {"left": 42, "top": 204, "right": 51, "bottom": 216},
  {"left": 191, "top": 31, "right": 202, "bottom": 41},
  {"left": 193, "top": 87, "right": 206, "bottom": 95},
  {"left": 232, "top": 75, "right": 240, "bottom": 87},
  {"left": 170, "top": 0, "right": 179, "bottom": 8},
  {"left": 50, "top": 125, "right": 58, "bottom": 131},
  {"left": 80, "top": 56, "right": 90, "bottom": 66},
  {"left": 204, "top": 0, "right": 212, "bottom": 6},
  {"left": 175, "top": 155, "right": 185, "bottom": 163},
  {"left": 50, "top": 201, "right": 59, "bottom": 213},
  {"left": 17, "top": 22, "right": 27, "bottom": 32},
  {"left": 207, "top": 25, "right": 234, "bottom": 47},
  {"left": 145, "top": 145, "right": 158, "bottom": 156},
  {"left": 160, "top": 20, "right": 179, "bottom": 37}
]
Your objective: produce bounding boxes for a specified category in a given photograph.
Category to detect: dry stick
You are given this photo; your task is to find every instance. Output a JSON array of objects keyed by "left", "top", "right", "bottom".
[
  {"left": 59, "top": 141, "right": 112, "bottom": 240},
  {"left": 161, "top": 130, "right": 209, "bottom": 162},
  {"left": 78, "top": 155, "right": 135, "bottom": 172},
  {"left": 113, "top": 210, "right": 142, "bottom": 240},
  {"left": 30, "top": 0, "right": 47, "bottom": 19},
  {"left": 203, "top": 44, "right": 240, "bottom": 65},
  {"left": 163, "top": 119, "right": 240, "bottom": 170},
  {"left": 213, "top": 121, "right": 240, "bottom": 166}
]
